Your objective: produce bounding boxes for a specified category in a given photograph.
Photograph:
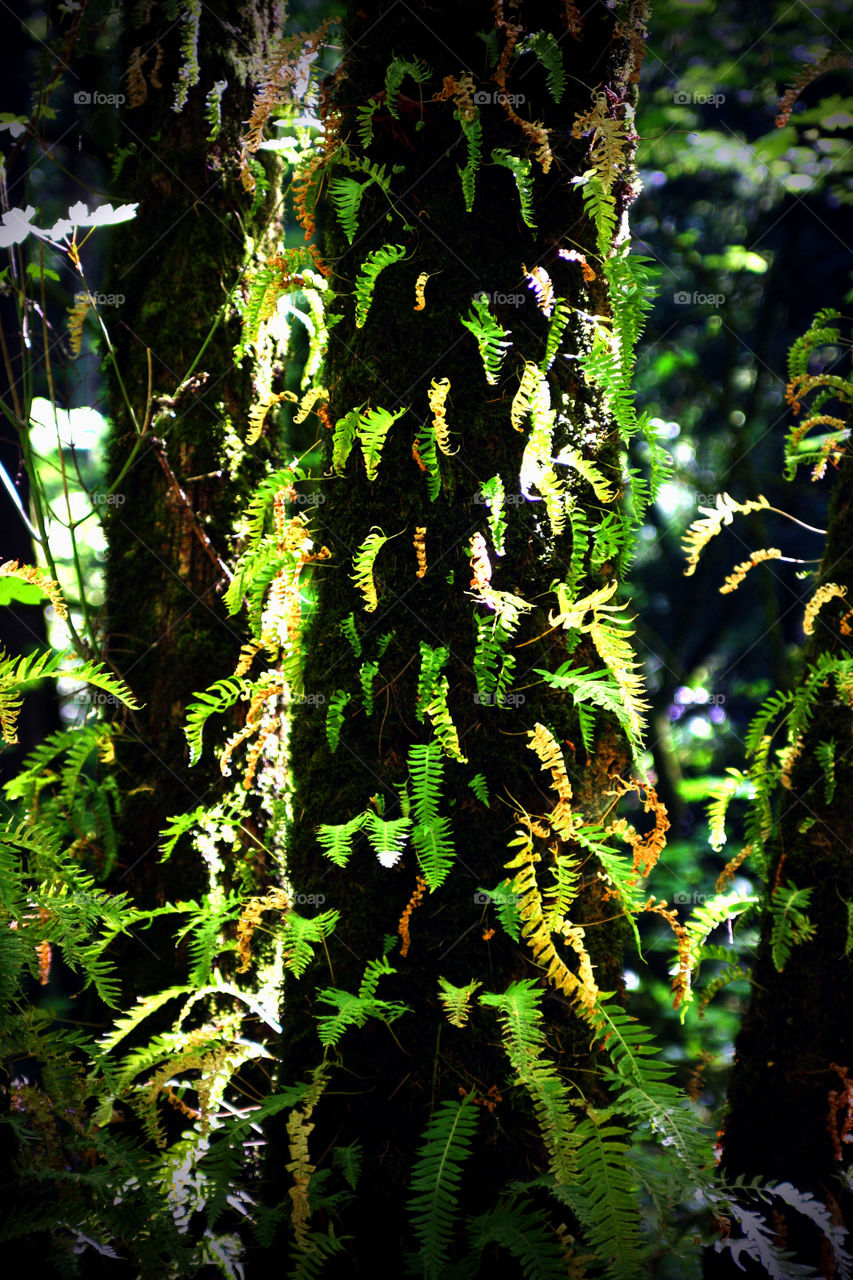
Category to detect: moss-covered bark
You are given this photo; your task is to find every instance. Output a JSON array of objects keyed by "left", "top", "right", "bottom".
[
  {"left": 266, "top": 2, "right": 650, "bottom": 1272},
  {"left": 710, "top": 447, "right": 853, "bottom": 1272},
  {"left": 103, "top": 1, "right": 280, "bottom": 935}
]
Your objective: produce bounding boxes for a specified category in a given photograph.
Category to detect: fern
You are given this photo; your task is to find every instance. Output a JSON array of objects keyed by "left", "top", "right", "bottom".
[
  {"left": 460, "top": 295, "right": 511, "bottom": 385},
  {"left": 407, "top": 1096, "right": 479, "bottom": 1280},
  {"left": 316, "top": 812, "right": 366, "bottom": 867},
  {"left": 816, "top": 738, "right": 836, "bottom": 803},
  {"left": 707, "top": 768, "right": 749, "bottom": 852},
  {"left": 355, "top": 98, "right": 379, "bottom": 149},
  {"left": 408, "top": 741, "right": 444, "bottom": 823},
  {"left": 674, "top": 890, "right": 757, "bottom": 1020},
  {"left": 522, "top": 31, "right": 566, "bottom": 101},
  {"left": 363, "top": 810, "right": 412, "bottom": 868},
  {"left": 329, "top": 175, "right": 369, "bottom": 244},
  {"left": 358, "top": 659, "right": 380, "bottom": 715},
  {"left": 770, "top": 881, "right": 815, "bottom": 971},
  {"left": 357, "top": 405, "right": 407, "bottom": 480},
  {"left": 412, "top": 816, "right": 455, "bottom": 889},
  {"left": 554, "top": 1107, "right": 647, "bottom": 1280},
  {"left": 354, "top": 244, "right": 407, "bottom": 327},
  {"left": 464, "top": 1194, "right": 569, "bottom": 1280},
  {"left": 477, "top": 878, "right": 521, "bottom": 941},
  {"left": 184, "top": 677, "right": 246, "bottom": 767},
  {"left": 351, "top": 528, "right": 390, "bottom": 612},
  {"left": 535, "top": 662, "right": 638, "bottom": 758},
  {"left": 479, "top": 980, "right": 577, "bottom": 1185},
  {"left": 282, "top": 910, "right": 340, "bottom": 978},
  {"left": 491, "top": 149, "right": 536, "bottom": 229},
  {"left": 416, "top": 643, "right": 449, "bottom": 720},
  {"left": 425, "top": 677, "right": 467, "bottom": 762},
  {"left": 578, "top": 170, "right": 618, "bottom": 258},
  {"left": 437, "top": 977, "right": 481, "bottom": 1028},
  {"left": 456, "top": 107, "right": 483, "bottom": 212},
  {"left": 467, "top": 773, "right": 489, "bottom": 805},
  {"left": 540, "top": 297, "right": 571, "bottom": 372},
  {"left": 325, "top": 689, "right": 350, "bottom": 752},
  {"left": 480, "top": 474, "right": 506, "bottom": 554},
  {"left": 385, "top": 55, "right": 430, "bottom": 118},
  {"left": 414, "top": 419, "right": 442, "bottom": 501},
  {"left": 316, "top": 954, "right": 410, "bottom": 1046},
  {"left": 331, "top": 406, "right": 361, "bottom": 476},
  {"left": 340, "top": 611, "right": 362, "bottom": 656}
]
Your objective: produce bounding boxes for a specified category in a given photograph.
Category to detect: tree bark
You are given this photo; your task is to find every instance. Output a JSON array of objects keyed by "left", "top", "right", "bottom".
[{"left": 266, "top": 2, "right": 651, "bottom": 1272}]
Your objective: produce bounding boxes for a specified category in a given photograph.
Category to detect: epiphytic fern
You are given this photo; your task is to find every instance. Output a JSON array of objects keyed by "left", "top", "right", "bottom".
[
  {"left": 540, "top": 297, "right": 571, "bottom": 372},
  {"left": 480, "top": 475, "right": 507, "bottom": 555},
  {"left": 385, "top": 55, "right": 430, "bottom": 118},
  {"left": 407, "top": 1096, "right": 479, "bottom": 1280},
  {"left": 464, "top": 1194, "right": 570, "bottom": 1279},
  {"left": 354, "top": 244, "right": 407, "bottom": 328},
  {"left": 416, "top": 643, "right": 449, "bottom": 720},
  {"left": 316, "top": 954, "right": 410, "bottom": 1047},
  {"left": 467, "top": 773, "right": 489, "bottom": 806},
  {"left": 491, "top": 149, "right": 536, "bottom": 229},
  {"left": 352, "top": 528, "right": 391, "bottom": 612},
  {"left": 456, "top": 106, "right": 483, "bottom": 212},
  {"left": 437, "top": 976, "right": 481, "bottom": 1028},
  {"left": 357, "top": 405, "right": 407, "bottom": 480},
  {"left": 414, "top": 419, "right": 442, "bottom": 500},
  {"left": 282, "top": 910, "right": 340, "bottom": 978},
  {"left": 329, "top": 175, "right": 369, "bottom": 244},
  {"left": 325, "top": 689, "right": 350, "bottom": 752},
  {"left": 769, "top": 881, "right": 815, "bottom": 971},
  {"left": 460, "top": 294, "right": 511, "bottom": 385},
  {"left": 362, "top": 810, "right": 412, "bottom": 868},
  {"left": 479, "top": 979, "right": 577, "bottom": 1185},
  {"left": 412, "top": 815, "right": 455, "bottom": 889},
  {"left": 332, "top": 406, "right": 361, "bottom": 475},
  {"left": 359, "top": 660, "right": 380, "bottom": 714},
  {"left": 521, "top": 31, "right": 566, "bottom": 101},
  {"left": 425, "top": 677, "right": 467, "bottom": 762},
  {"left": 316, "top": 813, "right": 367, "bottom": 867},
  {"left": 184, "top": 677, "right": 247, "bottom": 767}
]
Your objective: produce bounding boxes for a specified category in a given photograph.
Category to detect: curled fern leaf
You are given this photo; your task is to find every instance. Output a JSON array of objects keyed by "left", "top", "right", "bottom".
[
  {"left": 460, "top": 295, "right": 511, "bottom": 385},
  {"left": 354, "top": 244, "right": 407, "bottom": 328},
  {"left": 491, "top": 149, "right": 536, "bottom": 229}
]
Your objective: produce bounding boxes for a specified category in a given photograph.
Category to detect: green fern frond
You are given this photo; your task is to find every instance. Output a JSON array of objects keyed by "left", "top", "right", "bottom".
[
  {"left": 354, "top": 244, "right": 407, "bottom": 328},
  {"left": 456, "top": 107, "right": 483, "bottom": 211},
  {"left": 415, "top": 419, "right": 442, "bottom": 500},
  {"left": 770, "top": 881, "right": 815, "bottom": 971},
  {"left": 540, "top": 297, "right": 571, "bottom": 372},
  {"left": 467, "top": 772, "right": 489, "bottom": 805},
  {"left": 460, "top": 295, "right": 511, "bottom": 385},
  {"left": 480, "top": 979, "right": 577, "bottom": 1185},
  {"left": 465, "top": 1194, "right": 569, "bottom": 1280},
  {"left": 425, "top": 676, "right": 467, "bottom": 762},
  {"left": 480, "top": 475, "right": 507, "bottom": 554},
  {"left": 407, "top": 1096, "right": 479, "bottom": 1280},
  {"left": 522, "top": 31, "right": 566, "bottom": 101},
  {"left": 317, "top": 955, "right": 409, "bottom": 1046},
  {"left": 437, "top": 976, "right": 481, "bottom": 1028},
  {"left": 184, "top": 677, "right": 247, "bottom": 767},
  {"left": 356, "top": 405, "right": 407, "bottom": 480},
  {"left": 331, "top": 406, "right": 362, "bottom": 476},
  {"left": 412, "top": 816, "right": 455, "bottom": 889},
  {"left": 707, "top": 769, "right": 749, "bottom": 852},
  {"left": 816, "top": 738, "right": 837, "bottom": 803},
  {"left": 282, "top": 910, "right": 340, "bottom": 978},
  {"left": 363, "top": 810, "right": 412, "bottom": 868},
  {"left": 788, "top": 308, "right": 842, "bottom": 381},
  {"left": 675, "top": 890, "right": 757, "bottom": 1020},
  {"left": 316, "top": 813, "right": 367, "bottom": 867},
  {"left": 477, "top": 878, "right": 520, "bottom": 940},
  {"left": 416, "top": 643, "right": 449, "bottom": 720},
  {"left": 385, "top": 55, "right": 430, "bottom": 118},
  {"left": 356, "top": 99, "right": 380, "bottom": 149},
  {"left": 325, "top": 689, "right": 350, "bottom": 752},
  {"left": 491, "top": 149, "right": 536, "bottom": 229},
  {"left": 329, "top": 175, "right": 369, "bottom": 244},
  {"left": 577, "top": 170, "right": 617, "bottom": 257},
  {"left": 408, "top": 740, "right": 444, "bottom": 823},
  {"left": 340, "top": 612, "right": 362, "bottom": 656}
]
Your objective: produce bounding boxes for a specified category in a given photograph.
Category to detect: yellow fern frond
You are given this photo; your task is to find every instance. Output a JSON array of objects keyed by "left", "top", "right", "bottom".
[
  {"left": 803, "top": 581, "right": 847, "bottom": 635},
  {"left": 0, "top": 560, "right": 67, "bottom": 619},
  {"left": 414, "top": 526, "right": 428, "bottom": 579},
  {"left": 414, "top": 271, "right": 429, "bottom": 311},
  {"left": 527, "top": 723, "right": 573, "bottom": 838},
  {"left": 427, "top": 377, "right": 457, "bottom": 454},
  {"left": 682, "top": 492, "right": 771, "bottom": 577},
  {"left": 351, "top": 527, "right": 390, "bottom": 612},
  {"left": 67, "top": 299, "right": 91, "bottom": 358},
  {"left": 293, "top": 386, "right": 329, "bottom": 425},
  {"left": 523, "top": 263, "right": 554, "bottom": 316},
  {"left": 719, "top": 547, "right": 783, "bottom": 595},
  {"left": 511, "top": 361, "right": 543, "bottom": 431},
  {"left": 571, "top": 90, "right": 629, "bottom": 186},
  {"left": 556, "top": 446, "right": 616, "bottom": 503}
]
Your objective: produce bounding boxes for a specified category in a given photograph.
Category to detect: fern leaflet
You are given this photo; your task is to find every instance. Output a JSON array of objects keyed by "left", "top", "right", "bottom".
[
  {"left": 354, "top": 244, "right": 407, "bottom": 328},
  {"left": 407, "top": 1096, "right": 479, "bottom": 1280}
]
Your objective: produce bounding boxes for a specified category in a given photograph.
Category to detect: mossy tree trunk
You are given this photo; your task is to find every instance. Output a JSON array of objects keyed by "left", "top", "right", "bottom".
[
  {"left": 268, "top": 2, "right": 653, "bottom": 1273},
  {"left": 709, "top": 457, "right": 853, "bottom": 1276},
  {"left": 103, "top": 1, "right": 279, "bottom": 938}
]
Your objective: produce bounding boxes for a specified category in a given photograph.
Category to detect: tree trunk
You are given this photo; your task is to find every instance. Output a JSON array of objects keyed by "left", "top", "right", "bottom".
[
  {"left": 710, "top": 383, "right": 853, "bottom": 1273},
  {"left": 266, "top": 2, "right": 654, "bottom": 1273},
  {"left": 103, "top": 0, "right": 279, "bottom": 949}
]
